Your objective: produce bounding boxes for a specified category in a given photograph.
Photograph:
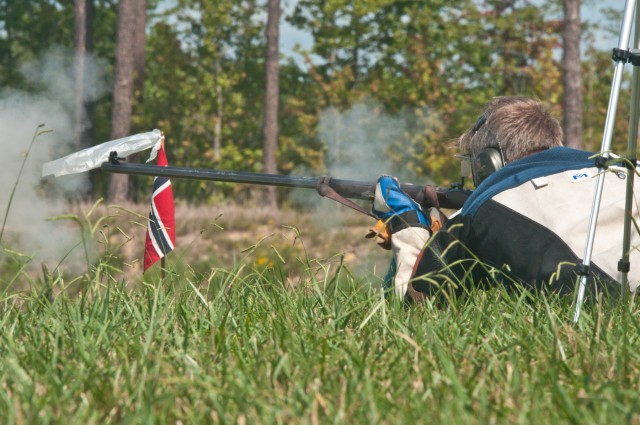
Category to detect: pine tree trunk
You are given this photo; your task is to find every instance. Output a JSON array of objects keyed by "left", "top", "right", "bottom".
[
  {"left": 562, "top": 0, "right": 583, "bottom": 149},
  {"left": 109, "top": 0, "right": 137, "bottom": 203},
  {"left": 127, "top": 0, "right": 147, "bottom": 202},
  {"left": 73, "top": 0, "right": 93, "bottom": 152},
  {"left": 74, "top": 0, "right": 94, "bottom": 198},
  {"left": 133, "top": 0, "right": 147, "bottom": 99},
  {"left": 262, "top": 0, "right": 280, "bottom": 208}
]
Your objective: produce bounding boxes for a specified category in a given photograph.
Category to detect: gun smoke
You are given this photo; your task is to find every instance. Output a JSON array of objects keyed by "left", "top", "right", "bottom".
[
  {"left": 0, "top": 47, "right": 108, "bottom": 275},
  {"left": 290, "top": 100, "right": 440, "bottom": 210},
  {"left": 288, "top": 100, "right": 442, "bottom": 278}
]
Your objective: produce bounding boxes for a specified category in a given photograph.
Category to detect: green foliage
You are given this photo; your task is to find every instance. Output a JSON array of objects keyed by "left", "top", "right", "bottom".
[
  {"left": 289, "top": 0, "right": 565, "bottom": 182},
  {"left": 0, "top": 1, "right": 73, "bottom": 89},
  {"left": 2, "top": 257, "right": 640, "bottom": 422},
  {"left": 0, "top": 0, "right": 627, "bottom": 201}
]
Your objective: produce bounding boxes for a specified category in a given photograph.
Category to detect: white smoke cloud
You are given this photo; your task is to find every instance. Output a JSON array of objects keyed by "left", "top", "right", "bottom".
[
  {"left": 0, "top": 47, "right": 108, "bottom": 272},
  {"left": 289, "top": 99, "right": 442, "bottom": 208},
  {"left": 320, "top": 101, "right": 403, "bottom": 180},
  {"left": 287, "top": 98, "right": 444, "bottom": 276}
]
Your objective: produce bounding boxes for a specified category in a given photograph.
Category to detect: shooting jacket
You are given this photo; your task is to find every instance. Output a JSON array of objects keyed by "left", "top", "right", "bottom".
[{"left": 410, "top": 147, "right": 640, "bottom": 298}]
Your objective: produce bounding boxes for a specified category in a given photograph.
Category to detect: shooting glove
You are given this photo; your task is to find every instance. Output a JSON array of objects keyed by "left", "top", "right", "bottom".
[
  {"left": 371, "top": 176, "right": 431, "bottom": 231},
  {"left": 369, "top": 176, "right": 431, "bottom": 299}
]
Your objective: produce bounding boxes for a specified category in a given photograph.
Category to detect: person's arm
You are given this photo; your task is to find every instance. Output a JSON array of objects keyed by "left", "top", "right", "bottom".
[{"left": 371, "top": 176, "right": 432, "bottom": 298}]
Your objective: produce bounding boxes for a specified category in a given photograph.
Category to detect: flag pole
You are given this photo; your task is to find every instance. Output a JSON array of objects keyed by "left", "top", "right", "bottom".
[{"left": 160, "top": 131, "right": 166, "bottom": 283}]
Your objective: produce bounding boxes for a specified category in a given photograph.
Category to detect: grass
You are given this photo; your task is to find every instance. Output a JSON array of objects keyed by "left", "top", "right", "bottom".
[
  {"left": 2, "top": 267, "right": 640, "bottom": 424},
  {"left": 2, "top": 204, "right": 640, "bottom": 423}
]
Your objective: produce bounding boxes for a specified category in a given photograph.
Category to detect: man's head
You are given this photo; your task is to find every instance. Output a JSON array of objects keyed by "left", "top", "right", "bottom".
[{"left": 458, "top": 97, "right": 563, "bottom": 174}]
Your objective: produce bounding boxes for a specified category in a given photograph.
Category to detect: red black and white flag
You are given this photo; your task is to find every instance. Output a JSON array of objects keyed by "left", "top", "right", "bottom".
[{"left": 143, "top": 142, "right": 176, "bottom": 272}]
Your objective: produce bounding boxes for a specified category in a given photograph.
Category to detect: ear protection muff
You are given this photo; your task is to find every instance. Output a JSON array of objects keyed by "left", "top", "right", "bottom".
[
  {"left": 469, "top": 113, "right": 505, "bottom": 186},
  {"left": 471, "top": 147, "right": 505, "bottom": 186},
  {"left": 472, "top": 114, "right": 487, "bottom": 133}
]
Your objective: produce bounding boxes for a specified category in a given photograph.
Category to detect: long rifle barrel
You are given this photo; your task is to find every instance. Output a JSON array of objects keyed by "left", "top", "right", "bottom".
[{"left": 101, "top": 162, "right": 469, "bottom": 209}]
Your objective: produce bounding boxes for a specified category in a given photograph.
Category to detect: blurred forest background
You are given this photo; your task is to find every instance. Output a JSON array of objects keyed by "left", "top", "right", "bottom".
[{"left": 0, "top": 0, "right": 627, "bottom": 207}]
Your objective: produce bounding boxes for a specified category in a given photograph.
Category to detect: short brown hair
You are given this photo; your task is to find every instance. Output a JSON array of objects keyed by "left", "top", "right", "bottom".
[{"left": 458, "top": 96, "right": 563, "bottom": 163}]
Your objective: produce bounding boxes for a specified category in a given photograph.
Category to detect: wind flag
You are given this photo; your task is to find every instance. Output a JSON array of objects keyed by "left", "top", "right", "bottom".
[
  {"left": 42, "top": 130, "right": 163, "bottom": 177},
  {"left": 143, "top": 139, "right": 176, "bottom": 272}
]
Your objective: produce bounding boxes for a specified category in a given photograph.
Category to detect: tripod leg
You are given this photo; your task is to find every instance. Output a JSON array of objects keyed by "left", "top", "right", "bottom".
[
  {"left": 573, "top": 0, "right": 638, "bottom": 324},
  {"left": 619, "top": 0, "right": 640, "bottom": 294}
]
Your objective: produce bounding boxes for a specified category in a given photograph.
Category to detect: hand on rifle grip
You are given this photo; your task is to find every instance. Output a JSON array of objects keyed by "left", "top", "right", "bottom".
[
  {"left": 414, "top": 185, "right": 440, "bottom": 210},
  {"left": 371, "top": 176, "right": 431, "bottom": 234}
]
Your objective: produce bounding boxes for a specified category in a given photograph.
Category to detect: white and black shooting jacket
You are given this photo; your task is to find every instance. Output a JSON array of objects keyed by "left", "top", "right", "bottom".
[{"left": 411, "top": 147, "right": 640, "bottom": 298}]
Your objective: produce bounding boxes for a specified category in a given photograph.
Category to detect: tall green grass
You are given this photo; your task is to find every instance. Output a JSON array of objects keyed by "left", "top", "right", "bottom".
[
  {"left": 1, "top": 256, "right": 640, "bottom": 424},
  {"left": 2, "top": 190, "right": 640, "bottom": 423}
]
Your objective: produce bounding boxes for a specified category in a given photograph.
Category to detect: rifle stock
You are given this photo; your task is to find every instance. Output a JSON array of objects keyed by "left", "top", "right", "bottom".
[{"left": 101, "top": 162, "right": 471, "bottom": 210}]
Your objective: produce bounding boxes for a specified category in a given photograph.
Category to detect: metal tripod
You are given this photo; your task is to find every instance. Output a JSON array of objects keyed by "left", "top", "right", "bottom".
[{"left": 573, "top": 0, "right": 640, "bottom": 323}]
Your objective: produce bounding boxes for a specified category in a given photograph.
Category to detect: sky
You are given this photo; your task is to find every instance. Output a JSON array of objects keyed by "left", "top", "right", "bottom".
[{"left": 581, "top": 0, "right": 630, "bottom": 49}]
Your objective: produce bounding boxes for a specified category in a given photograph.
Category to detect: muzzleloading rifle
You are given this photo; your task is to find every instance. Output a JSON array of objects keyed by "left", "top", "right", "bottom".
[{"left": 101, "top": 153, "right": 471, "bottom": 216}]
